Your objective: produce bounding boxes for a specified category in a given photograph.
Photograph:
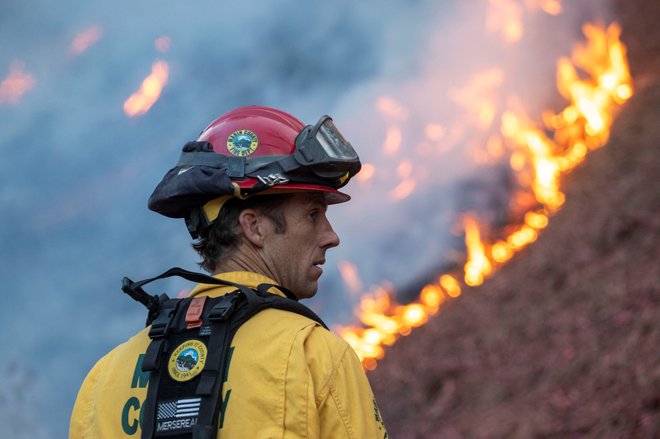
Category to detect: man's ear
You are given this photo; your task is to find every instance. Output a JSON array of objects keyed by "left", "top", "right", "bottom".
[{"left": 238, "top": 209, "right": 267, "bottom": 247}]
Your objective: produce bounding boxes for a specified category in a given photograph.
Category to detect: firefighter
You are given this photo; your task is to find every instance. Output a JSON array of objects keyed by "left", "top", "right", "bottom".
[{"left": 70, "top": 106, "right": 388, "bottom": 438}]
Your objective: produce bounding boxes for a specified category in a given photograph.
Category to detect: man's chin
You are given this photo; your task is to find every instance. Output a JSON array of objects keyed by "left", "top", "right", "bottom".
[{"left": 296, "top": 282, "right": 318, "bottom": 300}]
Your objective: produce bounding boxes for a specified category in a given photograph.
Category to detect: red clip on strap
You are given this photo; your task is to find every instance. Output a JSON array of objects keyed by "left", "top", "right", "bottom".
[{"left": 186, "top": 296, "right": 207, "bottom": 329}]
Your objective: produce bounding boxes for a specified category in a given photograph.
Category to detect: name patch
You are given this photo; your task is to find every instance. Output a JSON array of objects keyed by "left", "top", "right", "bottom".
[{"left": 156, "top": 397, "right": 201, "bottom": 434}]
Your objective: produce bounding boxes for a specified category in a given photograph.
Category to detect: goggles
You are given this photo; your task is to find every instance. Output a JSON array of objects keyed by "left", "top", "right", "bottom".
[
  {"left": 293, "top": 116, "right": 361, "bottom": 180},
  {"left": 174, "top": 115, "right": 361, "bottom": 190}
]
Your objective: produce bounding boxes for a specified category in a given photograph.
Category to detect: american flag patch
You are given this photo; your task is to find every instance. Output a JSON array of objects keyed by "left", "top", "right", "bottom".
[{"left": 157, "top": 397, "right": 201, "bottom": 420}]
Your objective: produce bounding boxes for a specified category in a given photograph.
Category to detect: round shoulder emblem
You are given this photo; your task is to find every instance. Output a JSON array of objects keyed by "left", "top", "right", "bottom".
[
  {"left": 168, "top": 340, "right": 207, "bottom": 382},
  {"left": 226, "top": 129, "right": 258, "bottom": 156}
]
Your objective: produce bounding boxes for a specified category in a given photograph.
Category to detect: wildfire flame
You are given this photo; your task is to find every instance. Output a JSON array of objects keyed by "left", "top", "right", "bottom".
[
  {"left": 338, "top": 22, "right": 632, "bottom": 370},
  {"left": 0, "top": 60, "right": 37, "bottom": 105},
  {"left": 123, "top": 60, "right": 169, "bottom": 117},
  {"left": 463, "top": 215, "right": 493, "bottom": 287}
]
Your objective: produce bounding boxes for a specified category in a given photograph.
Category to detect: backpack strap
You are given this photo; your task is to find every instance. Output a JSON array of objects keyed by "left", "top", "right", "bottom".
[
  {"left": 122, "top": 268, "right": 300, "bottom": 324},
  {"left": 122, "top": 268, "right": 328, "bottom": 439},
  {"left": 192, "top": 289, "right": 247, "bottom": 439},
  {"left": 192, "top": 286, "right": 329, "bottom": 439}
]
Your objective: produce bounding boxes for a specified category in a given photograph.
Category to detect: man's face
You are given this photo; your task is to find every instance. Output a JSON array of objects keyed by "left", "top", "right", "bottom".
[{"left": 261, "top": 192, "right": 340, "bottom": 299}]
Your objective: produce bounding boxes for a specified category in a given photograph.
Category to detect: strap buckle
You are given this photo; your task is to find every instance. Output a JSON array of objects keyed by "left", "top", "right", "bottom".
[
  {"left": 148, "top": 299, "right": 179, "bottom": 338},
  {"left": 208, "top": 292, "right": 242, "bottom": 321}
]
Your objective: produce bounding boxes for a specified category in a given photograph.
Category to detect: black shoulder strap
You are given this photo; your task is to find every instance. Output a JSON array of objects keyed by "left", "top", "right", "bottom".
[
  {"left": 122, "top": 267, "right": 300, "bottom": 311},
  {"left": 193, "top": 287, "right": 328, "bottom": 439},
  {"left": 122, "top": 268, "right": 327, "bottom": 439}
]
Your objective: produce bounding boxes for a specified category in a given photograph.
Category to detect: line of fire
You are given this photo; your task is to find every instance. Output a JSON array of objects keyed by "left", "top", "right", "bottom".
[{"left": 337, "top": 21, "right": 633, "bottom": 371}]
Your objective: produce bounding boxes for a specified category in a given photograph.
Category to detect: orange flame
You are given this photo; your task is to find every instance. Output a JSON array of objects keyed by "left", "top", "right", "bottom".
[
  {"left": 502, "top": 110, "right": 566, "bottom": 210},
  {"left": 339, "top": 22, "right": 632, "bottom": 370},
  {"left": 69, "top": 26, "right": 103, "bottom": 56},
  {"left": 463, "top": 215, "right": 493, "bottom": 286},
  {"left": 502, "top": 23, "right": 633, "bottom": 212},
  {"left": 0, "top": 61, "right": 36, "bottom": 105},
  {"left": 123, "top": 61, "right": 169, "bottom": 117},
  {"left": 337, "top": 280, "right": 454, "bottom": 371}
]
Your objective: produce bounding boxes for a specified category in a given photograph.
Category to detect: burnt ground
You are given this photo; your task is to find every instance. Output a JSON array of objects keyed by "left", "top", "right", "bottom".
[{"left": 369, "top": 0, "right": 660, "bottom": 437}]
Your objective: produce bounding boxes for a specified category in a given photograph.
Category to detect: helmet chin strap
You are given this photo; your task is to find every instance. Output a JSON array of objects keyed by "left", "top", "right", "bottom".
[
  {"left": 186, "top": 191, "right": 237, "bottom": 239},
  {"left": 185, "top": 207, "right": 212, "bottom": 239}
]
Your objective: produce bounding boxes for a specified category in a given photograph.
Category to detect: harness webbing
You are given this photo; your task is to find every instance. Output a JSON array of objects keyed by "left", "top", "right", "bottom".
[{"left": 121, "top": 268, "right": 327, "bottom": 439}]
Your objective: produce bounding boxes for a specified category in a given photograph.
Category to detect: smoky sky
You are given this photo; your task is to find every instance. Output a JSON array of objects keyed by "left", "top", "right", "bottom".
[{"left": 0, "top": 0, "right": 612, "bottom": 436}]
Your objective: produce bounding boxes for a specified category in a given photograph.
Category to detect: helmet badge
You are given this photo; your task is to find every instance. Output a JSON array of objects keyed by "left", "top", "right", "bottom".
[{"left": 227, "top": 129, "right": 258, "bottom": 157}]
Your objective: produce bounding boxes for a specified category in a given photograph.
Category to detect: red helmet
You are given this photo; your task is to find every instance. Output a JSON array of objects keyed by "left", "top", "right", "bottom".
[{"left": 148, "top": 105, "right": 361, "bottom": 237}]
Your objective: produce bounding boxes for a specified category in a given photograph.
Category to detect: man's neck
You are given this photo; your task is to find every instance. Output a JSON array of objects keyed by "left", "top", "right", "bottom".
[{"left": 213, "top": 247, "right": 277, "bottom": 283}]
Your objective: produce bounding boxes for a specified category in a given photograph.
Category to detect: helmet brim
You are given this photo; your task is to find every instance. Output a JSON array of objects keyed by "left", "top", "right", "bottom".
[{"left": 260, "top": 183, "right": 351, "bottom": 204}]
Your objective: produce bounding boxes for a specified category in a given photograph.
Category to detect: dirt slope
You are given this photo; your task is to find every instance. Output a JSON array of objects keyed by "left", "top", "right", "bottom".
[{"left": 369, "top": 1, "right": 660, "bottom": 437}]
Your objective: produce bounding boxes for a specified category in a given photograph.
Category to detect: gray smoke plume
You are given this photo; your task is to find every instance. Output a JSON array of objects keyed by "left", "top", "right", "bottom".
[{"left": 0, "top": 0, "right": 613, "bottom": 436}]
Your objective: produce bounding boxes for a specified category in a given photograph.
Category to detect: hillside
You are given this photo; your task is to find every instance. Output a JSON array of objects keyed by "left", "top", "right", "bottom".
[{"left": 369, "top": 0, "right": 660, "bottom": 437}]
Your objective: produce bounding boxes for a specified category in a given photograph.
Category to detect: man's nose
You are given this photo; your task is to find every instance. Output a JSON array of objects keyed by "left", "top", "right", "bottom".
[{"left": 321, "top": 221, "right": 340, "bottom": 249}]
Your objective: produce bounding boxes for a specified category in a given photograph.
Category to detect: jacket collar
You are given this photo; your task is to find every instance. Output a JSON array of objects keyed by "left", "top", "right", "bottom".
[{"left": 188, "top": 271, "right": 288, "bottom": 299}]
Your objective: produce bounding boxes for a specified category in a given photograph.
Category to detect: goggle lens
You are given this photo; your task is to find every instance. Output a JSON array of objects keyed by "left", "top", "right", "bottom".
[{"left": 316, "top": 119, "right": 358, "bottom": 160}]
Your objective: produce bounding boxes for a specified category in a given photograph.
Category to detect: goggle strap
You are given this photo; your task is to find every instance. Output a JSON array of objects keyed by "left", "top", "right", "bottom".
[
  {"left": 275, "top": 155, "right": 301, "bottom": 173},
  {"left": 177, "top": 150, "right": 227, "bottom": 169},
  {"left": 175, "top": 147, "right": 354, "bottom": 189},
  {"left": 177, "top": 150, "right": 289, "bottom": 174},
  {"left": 226, "top": 156, "right": 246, "bottom": 178}
]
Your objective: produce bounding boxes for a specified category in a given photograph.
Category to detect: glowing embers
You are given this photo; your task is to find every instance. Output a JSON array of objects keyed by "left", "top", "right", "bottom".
[
  {"left": 123, "top": 61, "right": 169, "bottom": 117},
  {"left": 338, "top": 260, "right": 363, "bottom": 295},
  {"left": 69, "top": 26, "right": 103, "bottom": 56},
  {"left": 373, "top": 97, "right": 420, "bottom": 202},
  {"left": 0, "top": 60, "right": 36, "bottom": 105}
]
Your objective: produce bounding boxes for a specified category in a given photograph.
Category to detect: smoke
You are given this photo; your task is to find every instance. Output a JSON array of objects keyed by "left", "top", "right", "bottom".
[
  {"left": 0, "top": 0, "right": 613, "bottom": 436},
  {"left": 312, "top": 0, "right": 615, "bottom": 316},
  {"left": 0, "top": 361, "right": 49, "bottom": 439}
]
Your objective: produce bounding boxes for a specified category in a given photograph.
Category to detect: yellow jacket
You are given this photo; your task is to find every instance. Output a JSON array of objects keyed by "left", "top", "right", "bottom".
[{"left": 70, "top": 271, "right": 387, "bottom": 438}]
